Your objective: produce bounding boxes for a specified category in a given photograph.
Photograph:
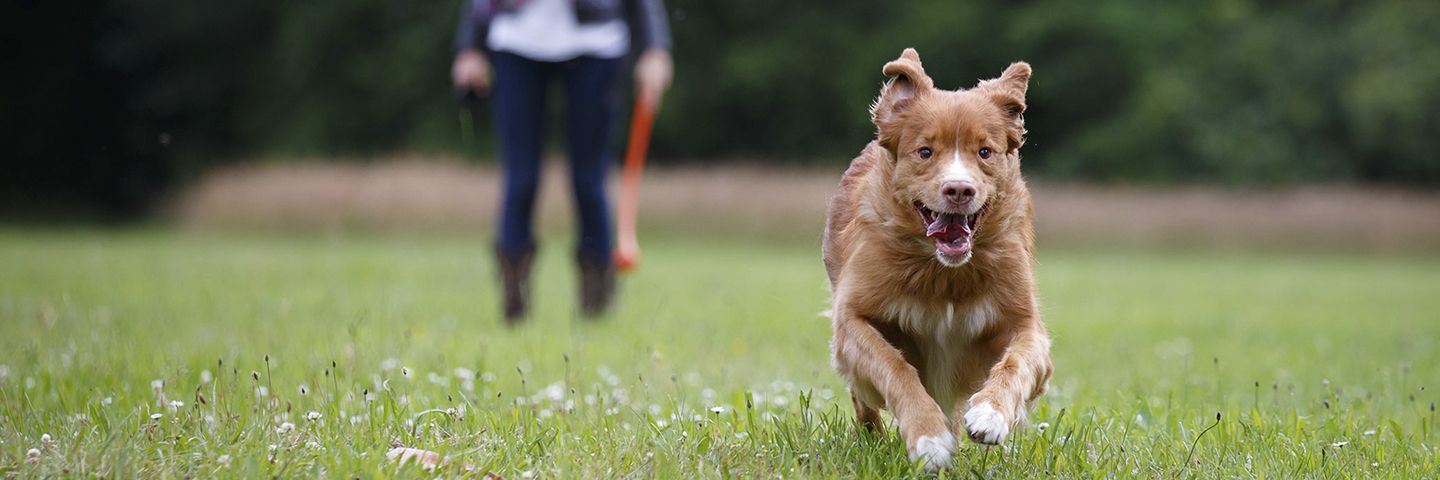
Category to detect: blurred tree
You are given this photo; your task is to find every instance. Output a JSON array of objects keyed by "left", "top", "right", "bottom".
[{"left": 3, "top": 0, "right": 1438, "bottom": 215}]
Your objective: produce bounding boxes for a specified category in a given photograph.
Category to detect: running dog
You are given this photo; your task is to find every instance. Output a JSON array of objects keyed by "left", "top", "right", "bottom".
[{"left": 823, "top": 48, "right": 1052, "bottom": 472}]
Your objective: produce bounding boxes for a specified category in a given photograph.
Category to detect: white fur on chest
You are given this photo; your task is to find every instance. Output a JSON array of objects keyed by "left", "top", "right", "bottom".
[
  {"left": 884, "top": 296, "right": 997, "bottom": 341},
  {"left": 882, "top": 296, "right": 998, "bottom": 413}
]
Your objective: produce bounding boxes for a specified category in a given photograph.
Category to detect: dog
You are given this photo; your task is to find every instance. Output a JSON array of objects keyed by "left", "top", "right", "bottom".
[{"left": 822, "top": 48, "right": 1052, "bottom": 472}]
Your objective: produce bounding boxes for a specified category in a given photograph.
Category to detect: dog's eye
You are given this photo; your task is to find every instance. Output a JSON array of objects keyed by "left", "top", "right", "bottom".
[
  {"left": 917, "top": 147, "right": 933, "bottom": 159},
  {"left": 978, "top": 147, "right": 992, "bottom": 159}
]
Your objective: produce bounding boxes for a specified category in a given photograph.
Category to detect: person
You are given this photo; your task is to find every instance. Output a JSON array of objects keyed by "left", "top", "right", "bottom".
[{"left": 452, "top": 0, "right": 672, "bottom": 324}]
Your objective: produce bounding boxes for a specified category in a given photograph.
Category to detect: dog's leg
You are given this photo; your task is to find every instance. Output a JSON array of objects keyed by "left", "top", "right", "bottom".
[
  {"left": 834, "top": 313, "right": 953, "bottom": 472},
  {"left": 851, "top": 393, "right": 885, "bottom": 434},
  {"left": 963, "top": 319, "right": 1052, "bottom": 445}
]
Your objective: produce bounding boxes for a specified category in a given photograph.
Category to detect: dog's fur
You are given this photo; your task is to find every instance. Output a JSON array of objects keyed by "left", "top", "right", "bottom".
[{"left": 823, "top": 49, "right": 1052, "bottom": 472}]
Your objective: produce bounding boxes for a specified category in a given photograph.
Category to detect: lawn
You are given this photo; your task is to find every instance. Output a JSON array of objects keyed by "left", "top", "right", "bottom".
[{"left": 1, "top": 229, "right": 1438, "bottom": 477}]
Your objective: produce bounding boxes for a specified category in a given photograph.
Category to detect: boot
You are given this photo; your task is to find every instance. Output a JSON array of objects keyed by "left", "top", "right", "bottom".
[
  {"left": 576, "top": 252, "right": 615, "bottom": 318},
  {"left": 496, "top": 247, "right": 535, "bottom": 325}
]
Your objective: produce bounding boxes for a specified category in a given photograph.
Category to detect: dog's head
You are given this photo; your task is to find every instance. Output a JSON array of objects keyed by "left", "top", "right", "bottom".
[{"left": 869, "top": 48, "right": 1030, "bottom": 267}]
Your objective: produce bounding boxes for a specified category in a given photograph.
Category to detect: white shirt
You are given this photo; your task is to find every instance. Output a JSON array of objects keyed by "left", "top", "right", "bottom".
[{"left": 487, "top": 0, "right": 631, "bottom": 61}]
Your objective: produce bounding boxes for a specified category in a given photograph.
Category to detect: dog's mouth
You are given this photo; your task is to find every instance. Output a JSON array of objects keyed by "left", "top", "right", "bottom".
[{"left": 914, "top": 200, "right": 986, "bottom": 265}]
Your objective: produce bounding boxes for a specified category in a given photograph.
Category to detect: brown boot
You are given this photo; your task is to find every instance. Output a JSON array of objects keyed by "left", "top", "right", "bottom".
[
  {"left": 496, "top": 247, "right": 535, "bottom": 324},
  {"left": 576, "top": 253, "right": 615, "bottom": 318}
]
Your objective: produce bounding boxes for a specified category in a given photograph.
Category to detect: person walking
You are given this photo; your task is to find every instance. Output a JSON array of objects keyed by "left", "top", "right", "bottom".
[{"left": 452, "top": 0, "right": 672, "bottom": 323}]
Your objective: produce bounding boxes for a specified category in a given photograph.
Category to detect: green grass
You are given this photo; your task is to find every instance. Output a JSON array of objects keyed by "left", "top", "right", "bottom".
[{"left": 1, "top": 229, "right": 1438, "bottom": 477}]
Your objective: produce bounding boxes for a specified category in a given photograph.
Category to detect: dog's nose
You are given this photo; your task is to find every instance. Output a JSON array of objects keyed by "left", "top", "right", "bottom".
[{"left": 941, "top": 181, "right": 977, "bottom": 206}]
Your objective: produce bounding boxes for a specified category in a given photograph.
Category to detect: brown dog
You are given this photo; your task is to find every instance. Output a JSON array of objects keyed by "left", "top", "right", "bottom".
[{"left": 823, "top": 48, "right": 1052, "bottom": 471}]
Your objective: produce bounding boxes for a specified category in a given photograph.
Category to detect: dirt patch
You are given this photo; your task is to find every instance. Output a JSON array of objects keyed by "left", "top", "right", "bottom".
[{"left": 173, "top": 158, "right": 1440, "bottom": 251}]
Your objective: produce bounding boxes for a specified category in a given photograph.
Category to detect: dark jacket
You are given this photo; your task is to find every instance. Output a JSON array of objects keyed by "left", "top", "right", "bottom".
[{"left": 454, "top": 0, "right": 672, "bottom": 53}]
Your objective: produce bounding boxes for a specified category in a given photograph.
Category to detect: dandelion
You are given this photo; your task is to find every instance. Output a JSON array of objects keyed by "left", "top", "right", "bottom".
[
  {"left": 150, "top": 413, "right": 164, "bottom": 420},
  {"left": 306, "top": 411, "right": 322, "bottom": 421},
  {"left": 26, "top": 448, "right": 41, "bottom": 463},
  {"left": 277, "top": 422, "right": 295, "bottom": 433},
  {"left": 1037, "top": 422, "right": 1051, "bottom": 433}
]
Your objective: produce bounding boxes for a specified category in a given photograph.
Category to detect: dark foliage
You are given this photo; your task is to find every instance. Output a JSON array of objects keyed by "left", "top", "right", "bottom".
[{"left": 3, "top": 0, "right": 1437, "bottom": 215}]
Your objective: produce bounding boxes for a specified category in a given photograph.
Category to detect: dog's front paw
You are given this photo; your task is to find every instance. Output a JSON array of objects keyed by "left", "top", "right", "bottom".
[
  {"left": 963, "top": 403, "right": 1009, "bottom": 445},
  {"left": 909, "top": 430, "right": 956, "bottom": 473}
]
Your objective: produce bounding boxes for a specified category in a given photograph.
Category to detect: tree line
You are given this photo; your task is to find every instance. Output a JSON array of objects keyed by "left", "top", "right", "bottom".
[{"left": 4, "top": 0, "right": 1437, "bottom": 215}]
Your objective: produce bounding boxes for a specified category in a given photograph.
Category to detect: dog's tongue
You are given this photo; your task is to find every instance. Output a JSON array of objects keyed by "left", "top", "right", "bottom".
[{"left": 926, "top": 214, "right": 970, "bottom": 243}]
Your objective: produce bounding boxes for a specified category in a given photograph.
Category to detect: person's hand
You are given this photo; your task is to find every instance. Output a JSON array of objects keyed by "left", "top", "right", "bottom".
[
  {"left": 452, "top": 49, "right": 491, "bottom": 96},
  {"left": 634, "top": 48, "right": 672, "bottom": 108}
]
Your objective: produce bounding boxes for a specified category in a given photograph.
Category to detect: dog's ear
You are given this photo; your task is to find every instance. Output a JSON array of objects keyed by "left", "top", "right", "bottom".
[
  {"left": 870, "top": 48, "right": 934, "bottom": 149},
  {"left": 978, "top": 62, "right": 1030, "bottom": 152}
]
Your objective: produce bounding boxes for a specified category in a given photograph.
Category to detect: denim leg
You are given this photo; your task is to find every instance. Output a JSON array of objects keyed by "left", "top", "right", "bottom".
[
  {"left": 490, "top": 52, "right": 553, "bottom": 254},
  {"left": 560, "top": 56, "right": 622, "bottom": 262}
]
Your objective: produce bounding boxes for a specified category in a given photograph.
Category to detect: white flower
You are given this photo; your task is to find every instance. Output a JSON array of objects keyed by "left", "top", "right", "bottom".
[
  {"left": 26, "top": 448, "right": 41, "bottom": 463},
  {"left": 305, "top": 441, "right": 320, "bottom": 449},
  {"left": 101, "top": 396, "right": 113, "bottom": 406},
  {"left": 521, "top": 470, "right": 535, "bottom": 479},
  {"left": 1332, "top": 441, "right": 1349, "bottom": 448},
  {"left": 1037, "top": 422, "right": 1051, "bottom": 432},
  {"left": 40, "top": 433, "right": 53, "bottom": 445},
  {"left": 169, "top": 400, "right": 185, "bottom": 410},
  {"left": 1363, "top": 429, "right": 1377, "bottom": 436},
  {"left": 277, "top": 422, "right": 295, "bottom": 433},
  {"left": 217, "top": 454, "right": 232, "bottom": 466},
  {"left": 150, "top": 413, "right": 164, "bottom": 420},
  {"left": 453, "top": 367, "right": 475, "bottom": 380},
  {"left": 200, "top": 370, "right": 213, "bottom": 384},
  {"left": 709, "top": 406, "right": 727, "bottom": 414},
  {"left": 306, "top": 411, "right": 322, "bottom": 421},
  {"left": 256, "top": 386, "right": 269, "bottom": 397},
  {"left": 151, "top": 379, "right": 164, "bottom": 390}
]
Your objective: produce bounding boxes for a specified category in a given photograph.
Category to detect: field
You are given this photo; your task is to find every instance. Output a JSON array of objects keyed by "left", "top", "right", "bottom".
[{"left": 2, "top": 229, "right": 1439, "bottom": 477}]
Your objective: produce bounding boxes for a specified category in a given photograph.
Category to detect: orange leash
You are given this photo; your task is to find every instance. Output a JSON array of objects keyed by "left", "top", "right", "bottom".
[{"left": 613, "top": 97, "right": 654, "bottom": 272}]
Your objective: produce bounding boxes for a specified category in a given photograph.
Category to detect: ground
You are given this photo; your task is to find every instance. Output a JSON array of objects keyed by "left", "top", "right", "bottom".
[{"left": 1, "top": 229, "right": 1438, "bottom": 477}]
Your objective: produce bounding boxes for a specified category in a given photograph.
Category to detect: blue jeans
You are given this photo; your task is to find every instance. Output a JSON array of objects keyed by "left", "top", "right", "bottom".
[{"left": 490, "top": 51, "right": 621, "bottom": 263}]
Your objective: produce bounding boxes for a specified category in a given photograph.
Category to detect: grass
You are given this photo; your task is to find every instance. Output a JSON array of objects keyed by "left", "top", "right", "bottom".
[{"left": 1, "top": 228, "right": 1438, "bottom": 477}]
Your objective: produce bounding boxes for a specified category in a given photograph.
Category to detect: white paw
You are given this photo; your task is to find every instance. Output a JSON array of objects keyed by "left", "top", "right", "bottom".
[
  {"left": 964, "top": 403, "right": 1009, "bottom": 445},
  {"left": 909, "top": 431, "right": 956, "bottom": 473}
]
